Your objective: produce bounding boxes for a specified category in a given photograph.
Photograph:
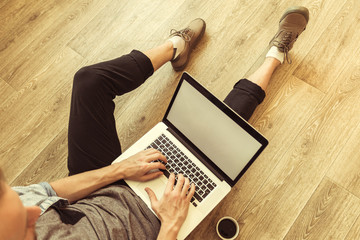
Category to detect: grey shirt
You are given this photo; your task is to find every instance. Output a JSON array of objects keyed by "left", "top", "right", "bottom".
[{"left": 14, "top": 183, "right": 161, "bottom": 239}]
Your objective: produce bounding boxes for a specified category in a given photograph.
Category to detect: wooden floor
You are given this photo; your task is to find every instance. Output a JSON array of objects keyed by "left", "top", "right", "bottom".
[{"left": 1, "top": 0, "right": 360, "bottom": 239}]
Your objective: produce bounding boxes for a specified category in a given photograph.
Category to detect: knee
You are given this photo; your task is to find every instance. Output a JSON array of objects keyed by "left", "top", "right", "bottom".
[{"left": 72, "top": 66, "right": 103, "bottom": 97}]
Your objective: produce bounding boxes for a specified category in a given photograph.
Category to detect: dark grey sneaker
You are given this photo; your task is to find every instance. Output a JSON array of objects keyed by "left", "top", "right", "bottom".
[
  {"left": 270, "top": 6, "right": 309, "bottom": 63},
  {"left": 170, "top": 18, "right": 206, "bottom": 71}
]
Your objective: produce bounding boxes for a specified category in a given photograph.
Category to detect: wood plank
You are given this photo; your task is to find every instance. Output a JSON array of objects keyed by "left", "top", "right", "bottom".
[
  {"left": 0, "top": 77, "right": 15, "bottom": 108},
  {"left": 0, "top": 1, "right": 60, "bottom": 68},
  {"left": 232, "top": 43, "right": 360, "bottom": 239},
  {"left": 68, "top": 0, "right": 183, "bottom": 59},
  {"left": 0, "top": 0, "right": 11, "bottom": 9},
  {"left": 327, "top": 122, "right": 360, "bottom": 198},
  {"left": 284, "top": 178, "right": 360, "bottom": 239},
  {"left": 345, "top": 214, "right": 360, "bottom": 240},
  {"left": 0, "top": 47, "right": 83, "bottom": 183},
  {"left": 10, "top": 128, "right": 69, "bottom": 186},
  {"left": 0, "top": 0, "right": 111, "bottom": 90},
  {"left": 294, "top": 0, "right": 360, "bottom": 93},
  {"left": 0, "top": 1, "right": 57, "bottom": 49}
]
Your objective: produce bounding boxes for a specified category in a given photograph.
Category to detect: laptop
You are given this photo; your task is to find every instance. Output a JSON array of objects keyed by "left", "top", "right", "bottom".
[{"left": 112, "top": 72, "right": 268, "bottom": 239}]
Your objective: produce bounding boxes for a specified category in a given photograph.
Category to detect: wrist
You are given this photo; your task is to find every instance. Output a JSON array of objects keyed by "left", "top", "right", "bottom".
[
  {"left": 103, "top": 163, "right": 126, "bottom": 183},
  {"left": 157, "top": 223, "right": 180, "bottom": 240}
]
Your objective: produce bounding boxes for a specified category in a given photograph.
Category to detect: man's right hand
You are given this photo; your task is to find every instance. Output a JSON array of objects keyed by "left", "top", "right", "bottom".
[{"left": 145, "top": 173, "right": 195, "bottom": 240}]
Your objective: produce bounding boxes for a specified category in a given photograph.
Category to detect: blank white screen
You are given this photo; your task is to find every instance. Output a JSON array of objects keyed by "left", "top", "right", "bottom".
[{"left": 167, "top": 80, "right": 262, "bottom": 180}]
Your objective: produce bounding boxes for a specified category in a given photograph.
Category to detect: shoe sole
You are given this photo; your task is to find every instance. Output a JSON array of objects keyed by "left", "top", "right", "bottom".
[{"left": 172, "top": 19, "right": 206, "bottom": 71}]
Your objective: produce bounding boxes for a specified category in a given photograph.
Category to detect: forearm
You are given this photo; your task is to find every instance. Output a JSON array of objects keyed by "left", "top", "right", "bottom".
[
  {"left": 50, "top": 149, "right": 166, "bottom": 203},
  {"left": 50, "top": 163, "right": 124, "bottom": 203}
]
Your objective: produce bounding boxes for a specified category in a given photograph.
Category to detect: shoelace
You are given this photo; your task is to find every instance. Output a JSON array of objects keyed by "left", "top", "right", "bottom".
[
  {"left": 169, "top": 28, "right": 194, "bottom": 42},
  {"left": 272, "top": 31, "right": 298, "bottom": 64}
]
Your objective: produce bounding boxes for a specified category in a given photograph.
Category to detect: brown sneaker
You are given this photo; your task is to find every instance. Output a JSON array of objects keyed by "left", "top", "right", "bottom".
[
  {"left": 269, "top": 6, "right": 309, "bottom": 63},
  {"left": 170, "top": 18, "right": 206, "bottom": 71}
]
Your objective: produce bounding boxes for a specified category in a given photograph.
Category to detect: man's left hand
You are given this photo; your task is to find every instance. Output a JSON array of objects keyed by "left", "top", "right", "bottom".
[{"left": 117, "top": 148, "right": 167, "bottom": 182}]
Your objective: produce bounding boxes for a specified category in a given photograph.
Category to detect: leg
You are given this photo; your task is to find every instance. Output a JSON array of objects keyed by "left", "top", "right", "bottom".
[
  {"left": 143, "top": 41, "right": 173, "bottom": 72},
  {"left": 225, "top": 6, "right": 309, "bottom": 120},
  {"left": 247, "top": 58, "right": 281, "bottom": 91},
  {"left": 67, "top": 19, "right": 206, "bottom": 175},
  {"left": 223, "top": 76, "right": 267, "bottom": 122},
  {"left": 68, "top": 50, "right": 155, "bottom": 175},
  {"left": 145, "top": 18, "right": 206, "bottom": 72}
]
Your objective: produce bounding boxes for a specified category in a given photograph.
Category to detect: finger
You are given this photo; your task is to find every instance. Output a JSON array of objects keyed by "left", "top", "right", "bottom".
[
  {"left": 151, "top": 154, "right": 167, "bottom": 164},
  {"left": 142, "top": 148, "right": 162, "bottom": 158},
  {"left": 145, "top": 152, "right": 167, "bottom": 164},
  {"left": 145, "top": 187, "right": 158, "bottom": 209},
  {"left": 148, "top": 162, "right": 166, "bottom": 171},
  {"left": 156, "top": 153, "right": 168, "bottom": 164},
  {"left": 139, "top": 171, "right": 163, "bottom": 182},
  {"left": 152, "top": 152, "right": 167, "bottom": 164},
  {"left": 187, "top": 183, "right": 196, "bottom": 201},
  {"left": 181, "top": 177, "right": 190, "bottom": 196},
  {"left": 144, "top": 148, "right": 160, "bottom": 155},
  {"left": 165, "top": 173, "right": 175, "bottom": 193},
  {"left": 175, "top": 174, "right": 185, "bottom": 192}
]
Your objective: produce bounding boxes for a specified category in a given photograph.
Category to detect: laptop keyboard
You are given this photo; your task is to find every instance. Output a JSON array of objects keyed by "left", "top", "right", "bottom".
[{"left": 145, "top": 134, "right": 217, "bottom": 207}]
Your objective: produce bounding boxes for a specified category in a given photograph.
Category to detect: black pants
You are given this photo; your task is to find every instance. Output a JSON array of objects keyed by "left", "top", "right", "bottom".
[{"left": 68, "top": 50, "right": 265, "bottom": 175}]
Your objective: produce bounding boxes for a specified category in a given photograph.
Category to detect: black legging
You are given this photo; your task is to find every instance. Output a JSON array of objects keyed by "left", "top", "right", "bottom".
[{"left": 67, "top": 50, "right": 265, "bottom": 175}]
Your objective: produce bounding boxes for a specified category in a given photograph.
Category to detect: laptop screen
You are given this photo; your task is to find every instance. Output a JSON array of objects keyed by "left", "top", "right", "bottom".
[{"left": 164, "top": 73, "right": 267, "bottom": 184}]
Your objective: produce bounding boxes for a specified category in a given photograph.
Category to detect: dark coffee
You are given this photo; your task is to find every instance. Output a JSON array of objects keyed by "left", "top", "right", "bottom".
[{"left": 218, "top": 218, "right": 237, "bottom": 238}]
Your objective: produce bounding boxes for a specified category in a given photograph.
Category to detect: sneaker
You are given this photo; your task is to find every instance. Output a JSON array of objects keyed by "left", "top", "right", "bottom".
[
  {"left": 170, "top": 18, "right": 206, "bottom": 71},
  {"left": 269, "top": 6, "right": 309, "bottom": 63}
]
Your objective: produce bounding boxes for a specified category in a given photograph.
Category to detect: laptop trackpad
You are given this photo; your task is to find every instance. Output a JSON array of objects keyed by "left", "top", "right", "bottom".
[{"left": 136, "top": 176, "right": 167, "bottom": 201}]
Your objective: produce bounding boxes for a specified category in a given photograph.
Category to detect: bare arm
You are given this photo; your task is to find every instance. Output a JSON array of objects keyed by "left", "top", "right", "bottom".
[{"left": 50, "top": 149, "right": 167, "bottom": 203}]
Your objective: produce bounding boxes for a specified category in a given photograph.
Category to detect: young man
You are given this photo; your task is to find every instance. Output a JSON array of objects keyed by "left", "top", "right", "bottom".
[{"left": 0, "top": 6, "right": 309, "bottom": 240}]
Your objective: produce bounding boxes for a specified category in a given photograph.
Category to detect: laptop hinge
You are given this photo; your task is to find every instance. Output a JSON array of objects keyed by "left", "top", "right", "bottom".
[{"left": 166, "top": 127, "right": 225, "bottom": 182}]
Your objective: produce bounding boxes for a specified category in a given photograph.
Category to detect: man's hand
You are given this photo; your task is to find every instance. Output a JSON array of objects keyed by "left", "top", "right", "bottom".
[
  {"left": 145, "top": 173, "right": 195, "bottom": 239},
  {"left": 119, "top": 148, "right": 168, "bottom": 182}
]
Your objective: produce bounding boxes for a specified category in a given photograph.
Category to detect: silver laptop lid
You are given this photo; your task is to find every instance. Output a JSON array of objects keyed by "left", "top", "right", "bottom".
[{"left": 163, "top": 72, "right": 268, "bottom": 186}]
